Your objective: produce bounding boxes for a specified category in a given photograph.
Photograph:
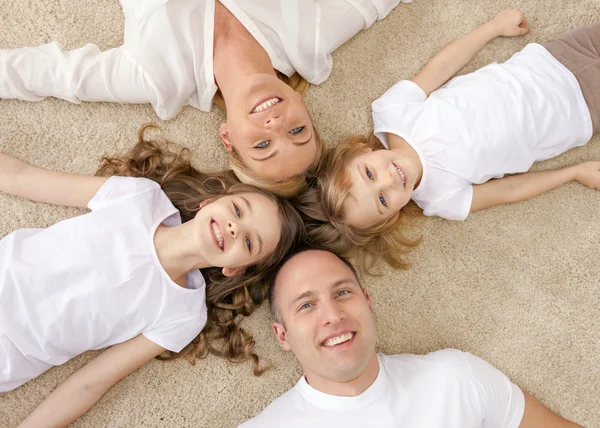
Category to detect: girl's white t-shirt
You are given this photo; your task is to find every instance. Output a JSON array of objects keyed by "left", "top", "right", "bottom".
[
  {"left": 240, "top": 349, "right": 525, "bottom": 428},
  {"left": 372, "top": 43, "right": 593, "bottom": 220},
  {"left": 0, "top": 177, "right": 206, "bottom": 392}
]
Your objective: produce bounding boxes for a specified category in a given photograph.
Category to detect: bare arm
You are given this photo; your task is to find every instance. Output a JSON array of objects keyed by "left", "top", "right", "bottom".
[
  {"left": 520, "top": 390, "right": 582, "bottom": 427},
  {"left": 470, "top": 161, "right": 600, "bottom": 213},
  {"left": 18, "top": 335, "right": 166, "bottom": 428},
  {"left": 412, "top": 8, "right": 530, "bottom": 96},
  {"left": 0, "top": 152, "right": 107, "bottom": 208}
]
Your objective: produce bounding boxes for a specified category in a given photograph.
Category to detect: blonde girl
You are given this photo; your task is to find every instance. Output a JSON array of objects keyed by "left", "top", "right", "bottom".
[
  {"left": 308, "top": 9, "right": 600, "bottom": 269},
  {"left": 0, "top": 125, "right": 305, "bottom": 426},
  {"left": 0, "top": 0, "right": 411, "bottom": 195}
]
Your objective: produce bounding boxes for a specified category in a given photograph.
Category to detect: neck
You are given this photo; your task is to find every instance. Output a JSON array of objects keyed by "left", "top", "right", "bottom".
[
  {"left": 304, "top": 353, "right": 380, "bottom": 397},
  {"left": 213, "top": 1, "right": 276, "bottom": 105},
  {"left": 387, "top": 133, "right": 424, "bottom": 189},
  {"left": 153, "top": 222, "right": 210, "bottom": 286}
]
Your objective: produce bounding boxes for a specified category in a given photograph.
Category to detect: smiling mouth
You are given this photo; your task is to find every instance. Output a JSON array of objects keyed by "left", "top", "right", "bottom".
[
  {"left": 210, "top": 219, "right": 224, "bottom": 251},
  {"left": 251, "top": 97, "right": 282, "bottom": 114},
  {"left": 321, "top": 332, "right": 355, "bottom": 347},
  {"left": 392, "top": 162, "right": 406, "bottom": 188}
]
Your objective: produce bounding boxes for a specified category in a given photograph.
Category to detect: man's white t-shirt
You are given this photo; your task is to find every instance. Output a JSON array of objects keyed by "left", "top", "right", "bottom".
[
  {"left": 240, "top": 349, "right": 525, "bottom": 428},
  {"left": 372, "top": 43, "right": 593, "bottom": 220},
  {"left": 0, "top": 0, "right": 410, "bottom": 120},
  {"left": 0, "top": 177, "right": 207, "bottom": 392}
]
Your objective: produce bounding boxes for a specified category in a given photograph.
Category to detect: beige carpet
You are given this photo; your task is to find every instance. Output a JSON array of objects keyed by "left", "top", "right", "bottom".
[{"left": 1, "top": 0, "right": 599, "bottom": 426}]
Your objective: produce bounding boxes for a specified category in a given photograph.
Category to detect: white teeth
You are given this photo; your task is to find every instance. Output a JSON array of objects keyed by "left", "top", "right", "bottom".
[
  {"left": 323, "top": 332, "right": 354, "bottom": 347},
  {"left": 394, "top": 165, "right": 405, "bottom": 186},
  {"left": 252, "top": 97, "right": 280, "bottom": 113},
  {"left": 212, "top": 222, "right": 224, "bottom": 249}
]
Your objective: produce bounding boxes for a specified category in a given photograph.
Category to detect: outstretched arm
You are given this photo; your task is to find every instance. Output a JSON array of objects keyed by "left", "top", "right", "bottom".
[
  {"left": 0, "top": 152, "right": 107, "bottom": 208},
  {"left": 18, "top": 335, "right": 165, "bottom": 428},
  {"left": 470, "top": 161, "right": 600, "bottom": 213},
  {"left": 520, "top": 390, "right": 582, "bottom": 427},
  {"left": 412, "top": 8, "right": 530, "bottom": 96}
]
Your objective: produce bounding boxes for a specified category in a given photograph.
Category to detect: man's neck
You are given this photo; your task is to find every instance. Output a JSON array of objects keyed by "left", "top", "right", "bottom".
[{"left": 304, "top": 353, "right": 380, "bottom": 397}]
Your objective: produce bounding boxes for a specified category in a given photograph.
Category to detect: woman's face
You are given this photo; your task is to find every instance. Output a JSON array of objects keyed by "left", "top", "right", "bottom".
[{"left": 219, "top": 74, "right": 318, "bottom": 180}]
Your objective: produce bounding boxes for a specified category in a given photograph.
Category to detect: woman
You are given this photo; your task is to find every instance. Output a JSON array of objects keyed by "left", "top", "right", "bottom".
[{"left": 0, "top": 0, "right": 411, "bottom": 195}]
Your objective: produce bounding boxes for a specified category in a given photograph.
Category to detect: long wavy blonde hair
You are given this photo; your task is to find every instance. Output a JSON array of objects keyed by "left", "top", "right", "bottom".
[
  {"left": 297, "top": 134, "right": 423, "bottom": 272},
  {"left": 97, "top": 124, "right": 306, "bottom": 375},
  {"left": 215, "top": 72, "right": 326, "bottom": 198}
]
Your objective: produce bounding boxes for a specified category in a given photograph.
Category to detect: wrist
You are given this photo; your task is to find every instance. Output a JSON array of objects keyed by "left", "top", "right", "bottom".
[{"left": 481, "top": 21, "right": 501, "bottom": 39}]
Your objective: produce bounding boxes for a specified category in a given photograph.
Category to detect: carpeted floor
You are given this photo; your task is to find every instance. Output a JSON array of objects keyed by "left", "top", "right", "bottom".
[{"left": 1, "top": 0, "right": 599, "bottom": 426}]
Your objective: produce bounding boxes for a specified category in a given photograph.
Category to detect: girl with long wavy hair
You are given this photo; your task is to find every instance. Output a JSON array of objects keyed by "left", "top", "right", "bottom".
[
  {"left": 0, "top": 0, "right": 411, "bottom": 195},
  {"left": 0, "top": 124, "right": 305, "bottom": 427}
]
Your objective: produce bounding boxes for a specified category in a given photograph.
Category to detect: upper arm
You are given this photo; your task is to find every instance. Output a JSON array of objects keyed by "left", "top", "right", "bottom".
[
  {"left": 470, "top": 179, "right": 513, "bottom": 213},
  {"left": 79, "top": 335, "right": 166, "bottom": 392},
  {"left": 519, "top": 391, "right": 582, "bottom": 428},
  {"left": 13, "top": 165, "right": 108, "bottom": 208}
]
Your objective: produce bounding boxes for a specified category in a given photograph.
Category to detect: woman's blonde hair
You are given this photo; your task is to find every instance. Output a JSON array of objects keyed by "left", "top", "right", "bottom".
[
  {"left": 297, "top": 134, "right": 423, "bottom": 272},
  {"left": 97, "top": 124, "right": 305, "bottom": 375},
  {"left": 215, "top": 72, "right": 324, "bottom": 198}
]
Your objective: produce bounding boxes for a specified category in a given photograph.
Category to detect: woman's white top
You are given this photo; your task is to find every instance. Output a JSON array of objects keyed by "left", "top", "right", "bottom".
[
  {"left": 0, "top": 177, "right": 206, "bottom": 392},
  {"left": 240, "top": 349, "right": 524, "bottom": 428},
  {"left": 0, "top": 0, "right": 410, "bottom": 120},
  {"left": 372, "top": 43, "right": 593, "bottom": 220}
]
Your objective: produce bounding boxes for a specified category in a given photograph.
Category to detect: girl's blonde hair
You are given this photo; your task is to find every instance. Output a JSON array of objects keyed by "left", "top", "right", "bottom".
[
  {"left": 97, "top": 124, "right": 305, "bottom": 375},
  {"left": 215, "top": 72, "right": 325, "bottom": 198},
  {"left": 297, "top": 134, "right": 422, "bottom": 272}
]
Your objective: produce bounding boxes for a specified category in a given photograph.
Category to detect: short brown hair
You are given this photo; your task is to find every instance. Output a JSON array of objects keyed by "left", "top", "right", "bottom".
[{"left": 267, "top": 247, "right": 360, "bottom": 325}]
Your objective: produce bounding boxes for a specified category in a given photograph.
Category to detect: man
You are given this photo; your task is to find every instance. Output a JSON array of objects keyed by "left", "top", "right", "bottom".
[{"left": 240, "top": 249, "right": 581, "bottom": 427}]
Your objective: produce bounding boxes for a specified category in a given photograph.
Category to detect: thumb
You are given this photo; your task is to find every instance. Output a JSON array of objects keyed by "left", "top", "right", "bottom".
[{"left": 519, "top": 25, "right": 530, "bottom": 35}]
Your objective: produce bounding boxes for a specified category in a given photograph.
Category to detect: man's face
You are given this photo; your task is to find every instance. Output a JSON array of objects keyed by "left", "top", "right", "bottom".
[{"left": 272, "top": 250, "right": 377, "bottom": 385}]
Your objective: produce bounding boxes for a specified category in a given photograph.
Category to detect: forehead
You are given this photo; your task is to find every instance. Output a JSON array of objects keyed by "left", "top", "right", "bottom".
[{"left": 275, "top": 251, "right": 356, "bottom": 300}]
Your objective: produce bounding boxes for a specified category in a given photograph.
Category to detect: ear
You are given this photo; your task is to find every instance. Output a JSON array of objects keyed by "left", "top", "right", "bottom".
[
  {"left": 361, "top": 147, "right": 373, "bottom": 154},
  {"left": 219, "top": 123, "right": 233, "bottom": 152},
  {"left": 221, "top": 267, "right": 239, "bottom": 277},
  {"left": 273, "top": 322, "right": 292, "bottom": 351},
  {"left": 363, "top": 288, "right": 374, "bottom": 314}
]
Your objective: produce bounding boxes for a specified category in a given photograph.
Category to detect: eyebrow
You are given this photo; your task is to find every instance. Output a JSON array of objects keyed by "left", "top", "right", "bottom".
[
  {"left": 251, "top": 134, "right": 313, "bottom": 161},
  {"left": 356, "top": 163, "right": 383, "bottom": 216},
  {"left": 242, "top": 196, "right": 263, "bottom": 255},
  {"left": 289, "top": 278, "right": 355, "bottom": 308}
]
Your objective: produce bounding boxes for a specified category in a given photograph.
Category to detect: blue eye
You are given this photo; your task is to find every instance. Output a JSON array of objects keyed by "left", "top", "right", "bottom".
[
  {"left": 290, "top": 126, "right": 305, "bottom": 135},
  {"left": 245, "top": 236, "right": 252, "bottom": 252},
  {"left": 299, "top": 303, "right": 312, "bottom": 311},
  {"left": 379, "top": 194, "right": 387, "bottom": 206},
  {"left": 233, "top": 203, "right": 241, "bottom": 217},
  {"left": 337, "top": 290, "right": 350, "bottom": 297},
  {"left": 366, "top": 168, "right": 373, "bottom": 180},
  {"left": 254, "top": 141, "right": 270, "bottom": 149}
]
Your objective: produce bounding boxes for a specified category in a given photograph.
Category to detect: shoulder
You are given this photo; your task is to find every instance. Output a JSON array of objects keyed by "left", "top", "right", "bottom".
[
  {"left": 381, "top": 349, "right": 476, "bottom": 381},
  {"left": 239, "top": 383, "right": 306, "bottom": 428}
]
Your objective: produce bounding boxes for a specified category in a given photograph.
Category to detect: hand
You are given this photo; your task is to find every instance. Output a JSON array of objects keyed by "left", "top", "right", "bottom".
[
  {"left": 575, "top": 161, "right": 600, "bottom": 188},
  {"left": 489, "top": 8, "right": 530, "bottom": 37}
]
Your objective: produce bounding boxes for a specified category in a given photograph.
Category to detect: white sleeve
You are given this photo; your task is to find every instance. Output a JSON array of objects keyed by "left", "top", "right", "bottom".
[
  {"left": 143, "top": 316, "right": 205, "bottom": 353},
  {"left": 421, "top": 185, "right": 473, "bottom": 221},
  {"left": 297, "top": 0, "right": 409, "bottom": 84},
  {"left": 87, "top": 176, "right": 160, "bottom": 211},
  {"left": 0, "top": 42, "right": 157, "bottom": 107},
  {"left": 464, "top": 352, "right": 525, "bottom": 428}
]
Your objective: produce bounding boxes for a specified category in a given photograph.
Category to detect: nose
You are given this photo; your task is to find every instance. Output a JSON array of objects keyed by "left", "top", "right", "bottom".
[
  {"left": 226, "top": 219, "right": 239, "bottom": 238},
  {"left": 264, "top": 114, "right": 284, "bottom": 132},
  {"left": 382, "top": 170, "right": 397, "bottom": 190},
  {"left": 321, "top": 300, "right": 345, "bottom": 326}
]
